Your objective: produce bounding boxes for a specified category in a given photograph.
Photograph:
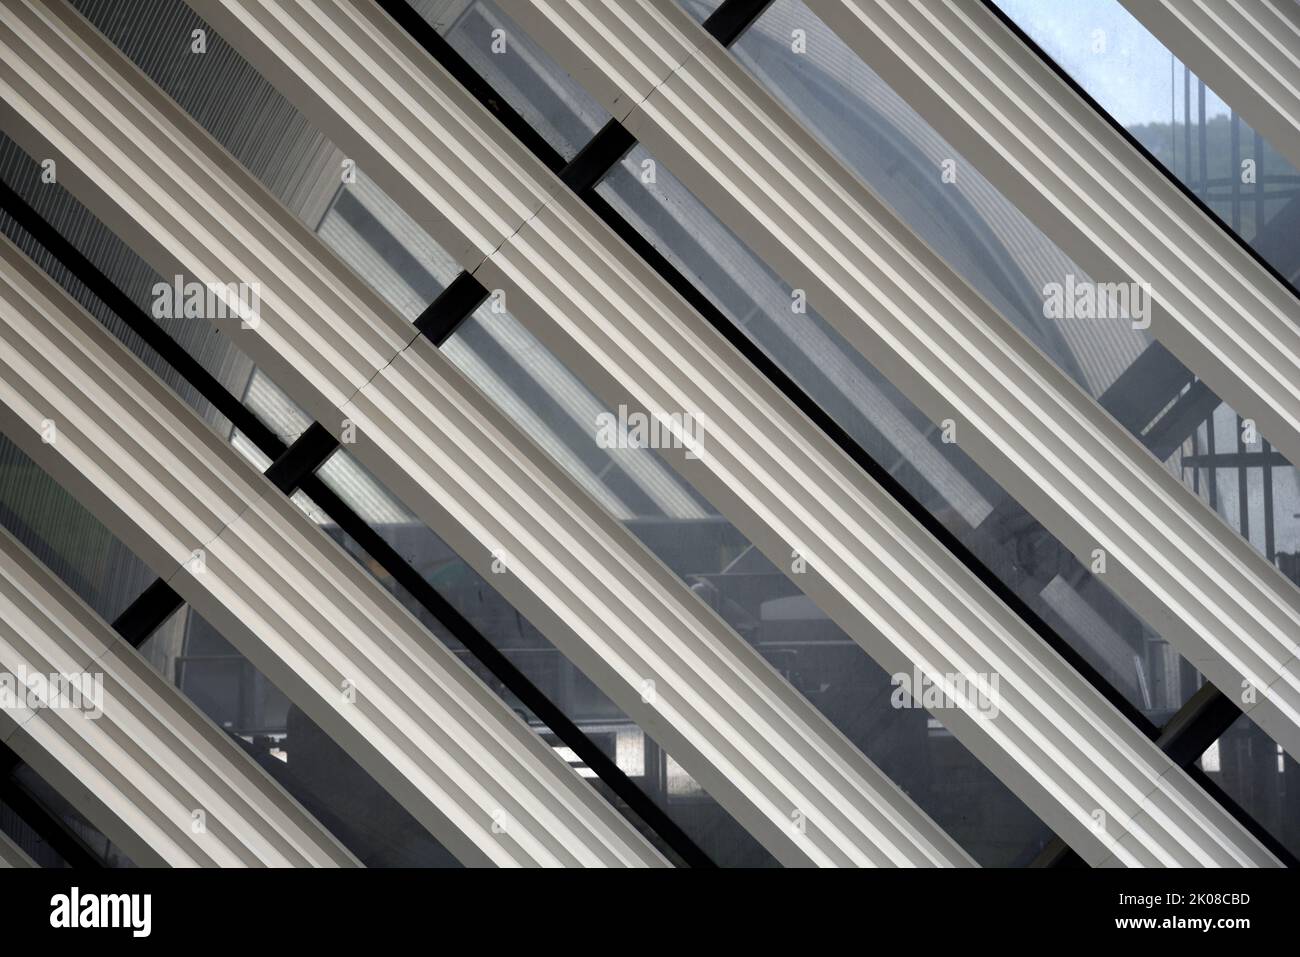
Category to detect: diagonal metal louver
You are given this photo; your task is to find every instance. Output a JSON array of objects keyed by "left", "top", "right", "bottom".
[
  {"left": 0, "top": 236, "right": 667, "bottom": 868},
  {"left": 0, "top": 0, "right": 970, "bottom": 867},
  {"left": 805, "top": 0, "right": 1300, "bottom": 510},
  {"left": 0, "top": 823, "right": 37, "bottom": 867},
  {"left": 510, "top": 0, "right": 1300, "bottom": 771},
  {"left": 1117, "top": 0, "right": 1300, "bottom": 171},
  {"left": 177, "top": 0, "right": 1281, "bottom": 865},
  {"left": 0, "top": 526, "right": 360, "bottom": 867}
]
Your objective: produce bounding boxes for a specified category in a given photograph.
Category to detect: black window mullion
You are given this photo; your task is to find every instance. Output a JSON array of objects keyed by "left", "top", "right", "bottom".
[{"left": 413, "top": 271, "right": 489, "bottom": 344}]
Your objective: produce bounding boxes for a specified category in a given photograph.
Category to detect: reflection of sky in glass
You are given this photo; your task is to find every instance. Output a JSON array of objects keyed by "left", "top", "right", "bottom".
[
  {"left": 993, "top": 0, "right": 1300, "bottom": 565},
  {"left": 999, "top": 0, "right": 1231, "bottom": 127}
]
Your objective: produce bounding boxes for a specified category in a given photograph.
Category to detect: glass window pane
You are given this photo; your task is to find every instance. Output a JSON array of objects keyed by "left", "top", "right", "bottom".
[
  {"left": 314, "top": 447, "right": 773, "bottom": 866},
  {"left": 996, "top": 0, "right": 1300, "bottom": 285},
  {"left": 316, "top": 172, "right": 461, "bottom": 322},
  {"left": 677, "top": 1, "right": 1300, "bottom": 843},
  {"left": 596, "top": 142, "right": 1197, "bottom": 721},
  {"left": 414, "top": 0, "right": 611, "bottom": 161},
  {"left": 728, "top": 0, "right": 1300, "bottom": 571},
  {"left": 139, "top": 603, "right": 462, "bottom": 867},
  {"left": 65, "top": 0, "right": 465, "bottom": 321},
  {"left": 71, "top": 0, "right": 342, "bottom": 228},
  {"left": 1198, "top": 710, "right": 1300, "bottom": 860},
  {"left": 39, "top": 3, "right": 769, "bottom": 862},
  {"left": 0, "top": 443, "right": 431, "bottom": 866},
  {"left": 679, "top": 0, "right": 722, "bottom": 23},
  {"left": 444, "top": 304, "right": 1056, "bottom": 865}
]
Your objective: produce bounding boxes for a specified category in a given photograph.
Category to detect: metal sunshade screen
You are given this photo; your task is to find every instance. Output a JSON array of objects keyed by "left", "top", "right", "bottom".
[
  {"left": 509, "top": 0, "right": 1300, "bottom": 773},
  {"left": 0, "top": 230, "right": 667, "bottom": 867},
  {"left": 195, "top": 0, "right": 1275, "bottom": 865},
  {"left": 0, "top": 524, "right": 359, "bottom": 866},
  {"left": 0, "top": 0, "right": 966, "bottom": 866}
]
